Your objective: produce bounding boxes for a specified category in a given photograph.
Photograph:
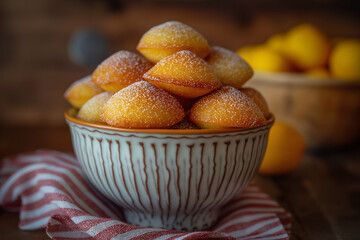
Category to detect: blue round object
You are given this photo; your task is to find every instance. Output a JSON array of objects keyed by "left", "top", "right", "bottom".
[{"left": 68, "top": 29, "right": 109, "bottom": 67}]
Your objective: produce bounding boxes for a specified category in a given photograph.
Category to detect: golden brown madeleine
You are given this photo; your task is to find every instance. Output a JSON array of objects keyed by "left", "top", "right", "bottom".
[
  {"left": 189, "top": 86, "right": 266, "bottom": 129},
  {"left": 207, "top": 46, "right": 253, "bottom": 89},
  {"left": 91, "top": 50, "right": 153, "bottom": 93},
  {"left": 137, "top": 21, "right": 211, "bottom": 63},
  {"left": 143, "top": 50, "right": 222, "bottom": 98},
  {"left": 77, "top": 92, "right": 113, "bottom": 123},
  {"left": 102, "top": 81, "right": 185, "bottom": 128},
  {"left": 240, "top": 87, "right": 271, "bottom": 119},
  {"left": 64, "top": 76, "right": 104, "bottom": 109}
]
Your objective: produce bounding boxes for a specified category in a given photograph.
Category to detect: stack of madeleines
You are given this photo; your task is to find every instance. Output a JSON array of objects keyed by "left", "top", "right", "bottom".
[{"left": 65, "top": 21, "right": 271, "bottom": 129}]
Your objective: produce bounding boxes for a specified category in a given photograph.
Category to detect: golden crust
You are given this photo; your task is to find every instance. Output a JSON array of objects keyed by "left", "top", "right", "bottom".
[
  {"left": 64, "top": 76, "right": 104, "bottom": 109},
  {"left": 137, "top": 21, "right": 211, "bottom": 63},
  {"left": 189, "top": 86, "right": 266, "bottom": 128},
  {"left": 91, "top": 50, "right": 153, "bottom": 93},
  {"left": 77, "top": 92, "right": 113, "bottom": 123},
  {"left": 65, "top": 21, "right": 271, "bottom": 131},
  {"left": 240, "top": 87, "right": 271, "bottom": 119},
  {"left": 102, "top": 81, "right": 185, "bottom": 128},
  {"left": 143, "top": 50, "right": 222, "bottom": 98},
  {"left": 206, "top": 46, "right": 253, "bottom": 89}
]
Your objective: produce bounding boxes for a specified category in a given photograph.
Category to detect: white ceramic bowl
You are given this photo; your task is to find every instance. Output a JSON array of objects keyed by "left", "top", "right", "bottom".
[{"left": 65, "top": 110, "right": 273, "bottom": 231}]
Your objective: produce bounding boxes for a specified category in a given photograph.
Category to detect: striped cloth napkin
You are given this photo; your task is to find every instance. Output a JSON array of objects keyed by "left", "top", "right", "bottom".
[{"left": 0, "top": 150, "right": 291, "bottom": 240}]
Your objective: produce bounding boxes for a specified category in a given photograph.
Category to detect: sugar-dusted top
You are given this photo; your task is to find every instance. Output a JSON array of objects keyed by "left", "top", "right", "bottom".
[
  {"left": 92, "top": 50, "right": 153, "bottom": 85},
  {"left": 77, "top": 92, "right": 113, "bottom": 123},
  {"left": 144, "top": 50, "right": 221, "bottom": 89},
  {"left": 137, "top": 21, "right": 209, "bottom": 49},
  {"left": 240, "top": 87, "right": 271, "bottom": 118},
  {"left": 64, "top": 75, "right": 104, "bottom": 99},
  {"left": 190, "top": 86, "right": 266, "bottom": 128},
  {"left": 206, "top": 46, "right": 253, "bottom": 89},
  {"left": 102, "top": 81, "right": 185, "bottom": 128}
]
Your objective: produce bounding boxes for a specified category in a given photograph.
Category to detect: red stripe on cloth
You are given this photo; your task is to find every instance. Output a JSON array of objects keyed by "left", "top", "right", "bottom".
[
  {"left": 4, "top": 158, "right": 87, "bottom": 197},
  {"left": 19, "top": 152, "right": 122, "bottom": 216},
  {"left": 2, "top": 166, "right": 121, "bottom": 219},
  {"left": 244, "top": 231, "right": 289, "bottom": 240},
  {"left": 229, "top": 196, "right": 276, "bottom": 202},
  {"left": 240, "top": 221, "right": 284, "bottom": 238},
  {"left": 47, "top": 214, "right": 89, "bottom": 233},
  {"left": 0, "top": 150, "right": 291, "bottom": 240},
  {"left": 47, "top": 215, "right": 139, "bottom": 239},
  {"left": 216, "top": 215, "right": 277, "bottom": 233},
  {"left": 217, "top": 212, "right": 267, "bottom": 227},
  {"left": 122, "top": 230, "right": 180, "bottom": 240},
  {"left": 19, "top": 209, "right": 60, "bottom": 227},
  {"left": 47, "top": 215, "right": 90, "bottom": 233},
  {"left": 92, "top": 223, "right": 147, "bottom": 239},
  {"left": 29, "top": 178, "right": 112, "bottom": 218},
  {"left": 52, "top": 237, "right": 94, "bottom": 240},
  {"left": 50, "top": 218, "right": 120, "bottom": 232},
  {"left": 232, "top": 204, "right": 283, "bottom": 210},
  {"left": 220, "top": 205, "right": 288, "bottom": 220},
  {"left": 24, "top": 179, "right": 113, "bottom": 217}
]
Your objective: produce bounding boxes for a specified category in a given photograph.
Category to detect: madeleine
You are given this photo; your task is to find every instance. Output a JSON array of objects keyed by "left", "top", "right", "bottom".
[
  {"left": 190, "top": 86, "right": 266, "bottom": 128},
  {"left": 137, "top": 21, "right": 211, "bottom": 63},
  {"left": 240, "top": 87, "right": 271, "bottom": 119},
  {"left": 64, "top": 76, "right": 104, "bottom": 109},
  {"left": 207, "top": 46, "right": 253, "bottom": 89},
  {"left": 77, "top": 92, "right": 113, "bottom": 123},
  {"left": 102, "top": 81, "right": 185, "bottom": 128},
  {"left": 91, "top": 50, "right": 153, "bottom": 93},
  {"left": 143, "top": 50, "right": 222, "bottom": 98}
]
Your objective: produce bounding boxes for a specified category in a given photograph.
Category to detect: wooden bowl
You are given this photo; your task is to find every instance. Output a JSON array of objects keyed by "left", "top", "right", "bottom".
[{"left": 246, "top": 72, "right": 360, "bottom": 149}]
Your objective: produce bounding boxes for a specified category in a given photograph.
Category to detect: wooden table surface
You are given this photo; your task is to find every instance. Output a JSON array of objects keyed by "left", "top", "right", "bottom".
[{"left": 0, "top": 126, "right": 359, "bottom": 240}]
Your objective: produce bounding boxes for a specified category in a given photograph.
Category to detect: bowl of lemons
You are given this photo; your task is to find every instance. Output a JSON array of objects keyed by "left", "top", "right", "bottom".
[{"left": 238, "top": 23, "right": 360, "bottom": 150}]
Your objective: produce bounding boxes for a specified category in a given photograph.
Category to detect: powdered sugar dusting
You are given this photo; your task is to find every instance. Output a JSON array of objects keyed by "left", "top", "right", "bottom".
[
  {"left": 240, "top": 87, "right": 270, "bottom": 118},
  {"left": 138, "top": 21, "right": 209, "bottom": 49},
  {"left": 190, "top": 86, "right": 266, "bottom": 128},
  {"left": 65, "top": 75, "right": 104, "bottom": 99},
  {"left": 65, "top": 75, "right": 92, "bottom": 94},
  {"left": 92, "top": 50, "right": 153, "bottom": 85},
  {"left": 102, "top": 81, "right": 185, "bottom": 128},
  {"left": 144, "top": 50, "right": 221, "bottom": 88},
  {"left": 207, "top": 46, "right": 253, "bottom": 88},
  {"left": 77, "top": 92, "right": 113, "bottom": 123}
]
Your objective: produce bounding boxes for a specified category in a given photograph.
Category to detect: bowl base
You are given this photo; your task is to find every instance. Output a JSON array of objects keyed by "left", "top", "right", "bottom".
[{"left": 123, "top": 208, "right": 219, "bottom": 231}]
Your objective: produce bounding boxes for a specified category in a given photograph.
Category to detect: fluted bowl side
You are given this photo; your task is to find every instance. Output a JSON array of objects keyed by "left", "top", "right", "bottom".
[{"left": 65, "top": 111, "right": 273, "bottom": 231}]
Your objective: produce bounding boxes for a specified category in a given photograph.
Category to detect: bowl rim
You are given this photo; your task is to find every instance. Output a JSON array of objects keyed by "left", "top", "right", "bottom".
[
  {"left": 65, "top": 108, "right": 274, "bottom": 135},
  {"left": 252, "top": 71, "right": 360, "bottom": 87}
]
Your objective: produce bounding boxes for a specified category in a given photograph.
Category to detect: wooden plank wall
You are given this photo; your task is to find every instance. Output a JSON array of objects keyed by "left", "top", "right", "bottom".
[{"left": 1, "top": 0, "right": 359, "bottom": 126}]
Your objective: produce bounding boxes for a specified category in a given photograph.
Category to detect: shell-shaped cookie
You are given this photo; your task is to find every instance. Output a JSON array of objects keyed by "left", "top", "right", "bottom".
[
  {"left": 91, "top": 50, "right": 153, "bottom": 93},
  {"left": 137, "top": 21, "right": 211, "bottom": 63},
  {"left": 143, "top": 50, "right": 222, "bottom": 98},
  {"left": 102, "top": 81, "right": 185, "bottom": 128},
  {"left": 190, "top": 86, "right": 266, "bottom": 128}
]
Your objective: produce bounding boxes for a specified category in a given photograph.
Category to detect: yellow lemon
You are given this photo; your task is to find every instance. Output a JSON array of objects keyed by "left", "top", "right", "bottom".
[
  {"left": 266, "top": 33, "right": 286, "bottom": 53},
  {"left": 284, "top": 23, "right": 331, "bottom": 70},
  {"left": 306, "top": 67, "right": 331, "bottom": 79},
  {"left": 236, "top": 45, "right": 257, "bottom": 64},
  {"left": 259, "top": 121, "right": 305, "bottom": 175},
  {"left": 250, "top": 46, "right": 291, "bottom": 72},
  {"left": 329, "top": 39, "right": 360, "bottom": 82}
]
